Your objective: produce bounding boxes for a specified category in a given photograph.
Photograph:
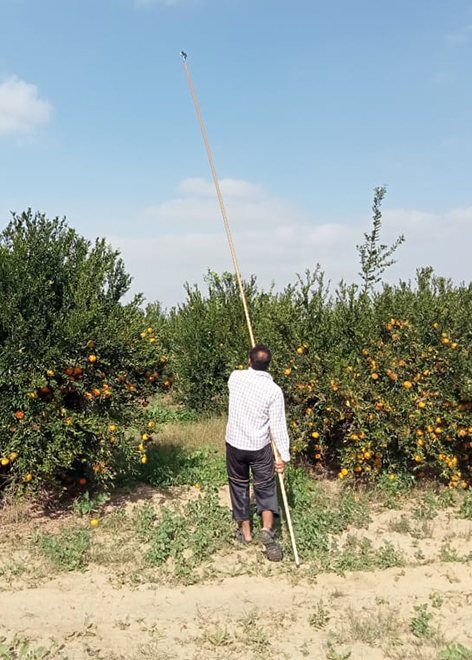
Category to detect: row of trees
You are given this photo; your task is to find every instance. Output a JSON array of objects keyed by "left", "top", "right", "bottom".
[
  {"left": 156, "top": 189, "right": 472, "bottom": 488},
  {"left": 1, "top": 191, "right": 471, "bottom": 492}
]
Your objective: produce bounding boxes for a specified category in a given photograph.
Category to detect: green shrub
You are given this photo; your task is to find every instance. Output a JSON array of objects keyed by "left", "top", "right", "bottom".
[{"left": 0, "top": 211, "right": 169, "bottom": 492}]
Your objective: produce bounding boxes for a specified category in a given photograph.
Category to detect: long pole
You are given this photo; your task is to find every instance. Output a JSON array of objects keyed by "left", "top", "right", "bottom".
[{"left": 180, "top": 51, "right": 300, "bottom": 567}]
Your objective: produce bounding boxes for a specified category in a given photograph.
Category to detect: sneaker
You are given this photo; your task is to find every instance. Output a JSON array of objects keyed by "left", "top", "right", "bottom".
[{"left": 260, "top": 528, "right": 283, "bottom": 562}]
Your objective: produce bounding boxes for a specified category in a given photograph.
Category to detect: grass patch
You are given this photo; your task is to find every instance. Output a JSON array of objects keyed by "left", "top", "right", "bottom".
[
  {"left": 142, "top": 445, "right": 227, "bottom": 489},
  {"left": 144, "top": 490, "right": 232, "bottom": 583},
  {"left": 439, "top": 643, "right": 472, "bottom": 660},
  {"left": 458, "top": 491, "right": 472, "bottom": 520},
  {"left": 343, "top": 608, "right": 403, "bottom": 647},
  {"left": 34, "top": 526, "right": 91, "bottom": 572},
  {"left": 285, "top": 467, "right": 371, "bottom": 558},
  {"left": 0, "top": 635, "right": 62, "bottom": 659}
]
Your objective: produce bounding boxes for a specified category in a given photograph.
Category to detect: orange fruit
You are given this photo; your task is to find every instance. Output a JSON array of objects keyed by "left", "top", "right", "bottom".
[
  {"left": 141, "top": 455, "right": 148, "bottom": 465},
  {"left": 88, "top": 355, "right": 98, "bottom": 363},
  {"left": 108, "top": 424, "right": 117, "bottom": 433},
  {"left": 311, "top": 431, "right": 320, "bottom": 439},
  {"left": 403, "top": 381, "right": 413, "bottom": 389},
  {"left": 15, "top": 411, "right": 25, "bottom": 420},
  {"left": 90, "top": 518, "right": 99, "bottom": 528},
  {"left": 79, "top": 477, "right": 87, "bottom": 486},
  {"left": 284, "top": 368, "right": 292, "bottom": 376}
]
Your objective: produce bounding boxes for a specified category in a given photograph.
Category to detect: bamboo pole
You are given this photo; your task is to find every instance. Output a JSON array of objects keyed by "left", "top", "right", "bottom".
[{"left": 180, "top": 51, "right": 300, "bottom": 567}]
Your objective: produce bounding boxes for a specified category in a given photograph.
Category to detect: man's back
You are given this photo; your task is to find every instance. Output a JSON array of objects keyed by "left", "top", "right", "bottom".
[{"left": 225, "top": 368, "right": 290, "bottom": 461}]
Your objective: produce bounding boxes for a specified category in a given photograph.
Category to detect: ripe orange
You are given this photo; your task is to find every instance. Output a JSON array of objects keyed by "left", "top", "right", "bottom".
[
  {"left": 284, "top": 368, "right": 292, "bottom": 376},
  {"left": 141, "top": 455, "right": 148, "bottom": 465},
  {"left": 403, "top": 381, "right": 413, "bottom": 389},
  {"left": 88, "top": 355, "right": 98, "bottom": 363},
  {"left": 15, "top": 411, "right": 25, "bottom": 420},
  {"left": 371, "top": 373, "right": 379, "bottom": 380},
  {"left": 311, "top": 431, "right": 320, "bottom": 439},
  {"left": 79, "top": 477, "right": 87, "bottom": 486},
  {"left": 108, "top": 424, "right": 117, "bottom": 433}
]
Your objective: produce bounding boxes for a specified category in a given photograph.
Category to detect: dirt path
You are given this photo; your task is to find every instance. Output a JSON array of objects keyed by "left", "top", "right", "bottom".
[{"left": 2, "top": 561, "right": 472, "bottom": 659}]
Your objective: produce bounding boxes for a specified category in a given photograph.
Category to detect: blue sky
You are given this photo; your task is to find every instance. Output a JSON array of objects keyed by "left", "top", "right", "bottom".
[{"left": 1, "top": 0, "right": 471, "bottom": 307}]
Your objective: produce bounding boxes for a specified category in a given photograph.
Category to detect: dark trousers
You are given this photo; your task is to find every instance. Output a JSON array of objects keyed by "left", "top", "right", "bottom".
[{"left": 226, "top": 442, "right": 279, "bottom": 522}]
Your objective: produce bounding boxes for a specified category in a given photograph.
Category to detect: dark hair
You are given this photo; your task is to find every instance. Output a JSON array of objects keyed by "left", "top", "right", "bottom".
[{"left": 249, "top": 344, "right": 272, "bottom": 371}]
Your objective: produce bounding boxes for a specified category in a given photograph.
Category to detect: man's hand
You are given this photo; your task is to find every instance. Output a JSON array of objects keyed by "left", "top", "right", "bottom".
[{"left": 275, "top": 454, "right": 285, "bottom": 479}]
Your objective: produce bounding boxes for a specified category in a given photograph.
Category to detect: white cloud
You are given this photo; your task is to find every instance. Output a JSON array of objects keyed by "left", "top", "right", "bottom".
[
  {"left": 0, "top": 76, "right": 52, "bottom": 136},
  {"left": 109, "top": 178, "right": 472, "bottom": 308}
]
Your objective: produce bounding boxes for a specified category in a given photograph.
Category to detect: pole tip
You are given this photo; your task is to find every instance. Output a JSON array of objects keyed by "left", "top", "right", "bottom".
[{"left": 180, "top": 50, "right": 188, "bottom": 61}]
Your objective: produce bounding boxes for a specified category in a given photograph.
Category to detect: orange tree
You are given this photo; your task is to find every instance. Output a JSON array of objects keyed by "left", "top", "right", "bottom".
[
  {"left": 0, "top": 211, "right": 168, "bottom": 493},
  {"left": 160, "top": 269, "right": 472, "bottom": 487},
  {"left": 277, "top": 268, "right": 472, "bottom": 488}
]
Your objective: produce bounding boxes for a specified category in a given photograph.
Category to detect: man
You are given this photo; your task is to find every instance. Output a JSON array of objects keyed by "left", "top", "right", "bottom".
[{"left": 225, "top": 343, "right": 290, "bottom": 562}]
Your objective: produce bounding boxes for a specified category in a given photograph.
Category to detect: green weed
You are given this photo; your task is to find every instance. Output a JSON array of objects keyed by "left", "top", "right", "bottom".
[
  {"left": 0, "top": 635, "right": 62, "bottom": 659},
  {"left": 145, "top": 490, "right": 232, "bottom": 582},
  {"left": 72, "top": 491, "right": 110, "bottom": 517},
  {"left": 439, "top": 643, "right": 472, "bottom": 660},
  {"left": 409, "top": 603, "right": 434, "bottom": 639},
  {"left": 308, "top": 601, "right": 331, "bottom": 629},
  {"left": 35, "top": 526, "right": 91, "bottom": 572},
  {"left": 458, "top": 492, "right": 472, "bottom": 520}
]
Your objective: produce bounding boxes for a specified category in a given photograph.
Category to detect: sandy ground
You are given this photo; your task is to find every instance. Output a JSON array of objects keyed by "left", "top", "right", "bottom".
[{"left": 1, "top": 487, "right": 471, "bottom": 659}]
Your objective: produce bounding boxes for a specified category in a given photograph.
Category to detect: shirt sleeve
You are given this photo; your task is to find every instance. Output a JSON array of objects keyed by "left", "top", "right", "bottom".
[{"left": 268, "top": 388, "right": 291, "bottom": 462}]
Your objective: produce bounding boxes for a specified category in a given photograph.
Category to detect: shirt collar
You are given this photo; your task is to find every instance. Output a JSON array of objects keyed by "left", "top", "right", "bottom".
[{"left": 248, "top": 367, "right": 273, "bottom": 380}]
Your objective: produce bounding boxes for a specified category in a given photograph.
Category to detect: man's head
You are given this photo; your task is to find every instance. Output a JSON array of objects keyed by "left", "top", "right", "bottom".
[{"left": 248, "top": 344, "right": 272, "bottom": 371}]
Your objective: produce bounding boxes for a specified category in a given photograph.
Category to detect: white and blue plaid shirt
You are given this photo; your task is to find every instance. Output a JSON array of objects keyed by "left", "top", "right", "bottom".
[{"left": 225, "top": 368, "right": 291, "bottom": 462}]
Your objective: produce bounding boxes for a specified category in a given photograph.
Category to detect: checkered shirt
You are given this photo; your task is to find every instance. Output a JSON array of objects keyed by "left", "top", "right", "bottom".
[{"left": 225, "top": 368, "right": 291, "bottom": 462}]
